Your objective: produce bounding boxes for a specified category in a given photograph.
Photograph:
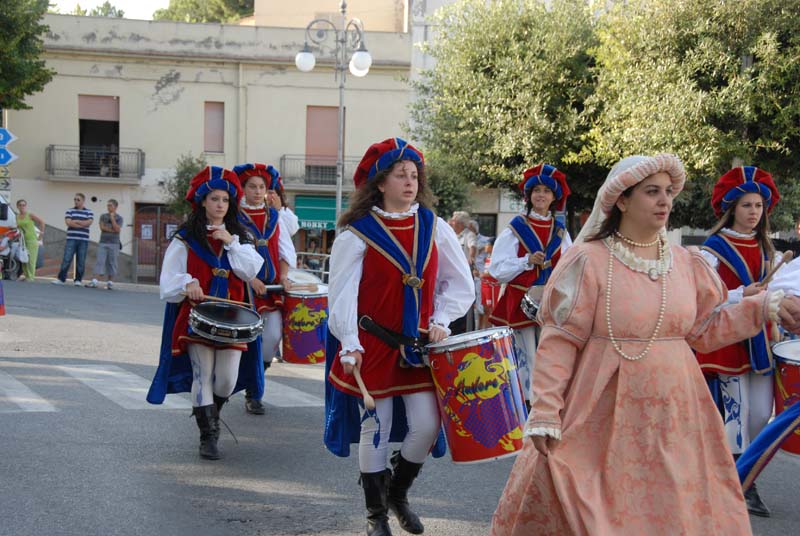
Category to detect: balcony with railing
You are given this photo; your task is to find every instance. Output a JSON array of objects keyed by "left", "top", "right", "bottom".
[
  {"left": 45, "top": 145, "right": 145, "bottom": 184},
  {"left": 280, "top": 154, "right": 361, "bottom": 191}
]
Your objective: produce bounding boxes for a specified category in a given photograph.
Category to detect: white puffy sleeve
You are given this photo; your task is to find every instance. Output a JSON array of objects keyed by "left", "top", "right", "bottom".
[
  {"left": 279, "top": 207, "right": 300, "bottom": 237},
  {"left": 430, "top": 217, "right": 476, "bottom": 331},
  {"left": 561, "top": 229, "right": 573, "bottom": 252},
  {"left": 489, "top": 227, "right": 533, "bottom": 283},
  {"left": 277, "top": 227, "right": 297, "bottom": 268},
  {"left": 769, "top": 255, "right": 800, "bottom": 296},
  {"left": 225, "top": 235, "right": 264, "bottom": 282},
  {"left": 328, "top": 230, "right": 367, "bottom": 355},
  {"left": 160, "top": 239, "right": 195, "bottom": 303}
]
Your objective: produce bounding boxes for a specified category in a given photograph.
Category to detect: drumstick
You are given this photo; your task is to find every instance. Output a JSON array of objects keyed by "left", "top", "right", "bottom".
[
  {"left": 762, "top": 250, "right": 794, "bottom": 286},
  {"left": 263, "top": 283, "right": 320, "bottom": 293},
  {"left": 353, "top": 368, "right": 376, "bottom": 410},
  {"left": 181, "top": 292, "right": 252, "bottom": 308}
]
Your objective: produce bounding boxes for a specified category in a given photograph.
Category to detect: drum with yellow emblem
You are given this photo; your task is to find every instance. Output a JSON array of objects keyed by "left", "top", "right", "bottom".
[{"left": 425, "top": 327, "right": 527, "bottom": 463}]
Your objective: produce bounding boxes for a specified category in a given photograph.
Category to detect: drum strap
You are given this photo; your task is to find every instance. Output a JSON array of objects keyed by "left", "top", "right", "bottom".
[{"left": 358, "top": 315, "right": 429, "bottom": 364}]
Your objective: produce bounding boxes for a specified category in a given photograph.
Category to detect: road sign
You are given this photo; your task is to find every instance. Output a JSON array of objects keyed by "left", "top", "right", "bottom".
[
  {"left": 0, "top": 128, "right": 16, "bottom": 147},
  {"left": 0, "top": 167, "right": 8, "bottom": 178},
  {"left": 0, "top": 147, "right": 17, "bottom": 166},
  {"left": 0, "top": 178, "right": 9, "bottom": 190}
]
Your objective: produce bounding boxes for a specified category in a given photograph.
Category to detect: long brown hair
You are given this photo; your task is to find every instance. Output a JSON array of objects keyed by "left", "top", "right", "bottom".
[
  {"left": 708, "top": 200, "right": 775, "bottom": 262},
  {"left": 586, "top": 186, "right": 635, "bottom": 242},
  {"left": 338, "top": 162, "right": 435, "bottom": 227}
]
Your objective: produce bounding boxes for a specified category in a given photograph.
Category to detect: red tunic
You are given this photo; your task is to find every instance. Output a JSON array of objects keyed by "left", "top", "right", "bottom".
[
  {"left": 489, "top": 217, "right": 562, "bottom": 328},
  {"left": 241, "top": 206, "right": 283, "bottom": 313},
  {"left": 171, "top": 233, "right": 248, "bottom": 354},
  {"left": 329, "top": 215, "right": 439, "bottom": 399},
  {"left": 696, "top": 234, "right": 764, "bottom": 376}
]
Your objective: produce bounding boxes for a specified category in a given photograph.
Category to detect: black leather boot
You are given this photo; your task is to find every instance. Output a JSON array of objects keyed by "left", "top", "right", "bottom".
[
  {"left": 192, "top": 404, "right": 220, "bottom": 460},
  {"left": 744, "top": 483, "right": 771, "bottom": 517},
  {"left": 213, "top": 394, "right": 228, "bottom": 413},
  {"left": 244, "top": 389, "right": 265, "bottom": 415},
  {"left": 387, "top": 451, "right": 425, "bottom": 534},
  {"left": 361, "top": 470, "right": 393, "bottom": 536}
]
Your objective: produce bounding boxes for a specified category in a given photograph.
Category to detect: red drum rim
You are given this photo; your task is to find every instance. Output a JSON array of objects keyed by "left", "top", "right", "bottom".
[
  {"left": 451, "top": 448, "right": 522, "bottom": 465},
  {"left": 773, "top": 340, "right": 800, "bottom": 365},
  {"left": 426, "top": 326, "right": 513, "bottom": 353}
]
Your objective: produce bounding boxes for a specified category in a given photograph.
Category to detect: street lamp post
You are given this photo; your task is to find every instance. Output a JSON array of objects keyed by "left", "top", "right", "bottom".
[{"left": 295, "top": 1, "right": 372, "bottom": 232}]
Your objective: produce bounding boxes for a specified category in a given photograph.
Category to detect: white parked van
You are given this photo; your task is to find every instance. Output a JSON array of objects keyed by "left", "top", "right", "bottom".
[{"left": 0, "top": 193, "right": 16, "bottom": 234}]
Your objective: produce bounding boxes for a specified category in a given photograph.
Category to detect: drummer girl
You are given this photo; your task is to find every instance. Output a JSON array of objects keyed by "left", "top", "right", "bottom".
[
  {"left": 488, "top": 165, "right": 571, "bottom": 404},
  {"left": 147, "top": 166, "right": 264, "bottom": 460},
  {"left": 232, "top": 163, "right": 297, "bottom": 415},
  {"left": 325, "top": 138, "right": 474, "bottom": 536},
  {"left": 696, "top": 166, "right": 781, "bottom": 517}
]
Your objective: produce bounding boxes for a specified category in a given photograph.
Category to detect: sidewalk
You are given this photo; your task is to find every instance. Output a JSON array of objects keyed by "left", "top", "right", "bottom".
[{"left": 32, "top": 276, "right": 160, "bottom": 294}]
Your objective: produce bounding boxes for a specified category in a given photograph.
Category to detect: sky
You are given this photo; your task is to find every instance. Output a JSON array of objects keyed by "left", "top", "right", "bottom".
[{"left": 52, "top": 1, "right": 171, "bottom": 21}]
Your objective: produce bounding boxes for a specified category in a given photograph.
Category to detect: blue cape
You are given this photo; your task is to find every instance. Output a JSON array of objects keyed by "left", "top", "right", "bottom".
[
  {"left": 323, "top": 331, "right": 446, "bottom": 458},
  {"left": 508, "top": 215, "right": 564, "bottom": 285}
]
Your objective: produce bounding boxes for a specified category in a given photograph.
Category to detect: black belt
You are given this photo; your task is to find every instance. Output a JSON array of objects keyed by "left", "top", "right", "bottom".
[{"left": 358, "top": 315, "right": 428, "bottom": 353}]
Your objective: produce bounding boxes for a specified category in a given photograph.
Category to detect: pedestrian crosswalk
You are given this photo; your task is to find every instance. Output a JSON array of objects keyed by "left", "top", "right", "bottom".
[{"left": 0, "top": 362, "right": 326, "bottom": 413}]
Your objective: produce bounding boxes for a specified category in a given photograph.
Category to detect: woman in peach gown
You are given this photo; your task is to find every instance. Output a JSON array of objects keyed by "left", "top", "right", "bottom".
[{"left": 491, "top": 154, "right": 800, "bottom": 536}]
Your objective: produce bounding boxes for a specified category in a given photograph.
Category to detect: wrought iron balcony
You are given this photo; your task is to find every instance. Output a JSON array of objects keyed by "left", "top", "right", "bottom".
[
  {"left": 45, "top": 145, "right": 145, "bottom": 181},
  {"left": 280, "top": 154, "right": 361, "bottom": 189}
]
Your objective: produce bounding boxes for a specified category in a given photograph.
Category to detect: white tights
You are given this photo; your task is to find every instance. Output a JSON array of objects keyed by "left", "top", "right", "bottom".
[
  {"left": 187, "top": 343, "right": 242, "bottom": 407},
  {"left": 261, "top": 310, "right": 283, "bottom": 362},
  {"left": 359, "top": 391, "right": 441, "bottom": 473},
  {"left": 719, "top": 372, "right": 774, "bottom": 454}
]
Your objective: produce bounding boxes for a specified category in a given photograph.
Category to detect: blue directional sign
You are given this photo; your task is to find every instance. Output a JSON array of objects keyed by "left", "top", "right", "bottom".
[
  {"left": 0, "top": 128, "right": 16, "bottom": 147},
  {"left": 0, "top": 147, "right": 17, "bottom": 166}
]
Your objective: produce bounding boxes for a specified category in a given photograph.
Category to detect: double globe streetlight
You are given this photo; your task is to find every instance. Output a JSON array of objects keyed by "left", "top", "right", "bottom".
[{"left": 294, "top": 1, "right": 372, "bottom": 229}]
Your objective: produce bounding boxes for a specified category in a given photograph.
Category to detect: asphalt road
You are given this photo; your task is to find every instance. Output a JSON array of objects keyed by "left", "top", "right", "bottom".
[{"left": 1, "top": 279, "right": 798, "bottom": 535}]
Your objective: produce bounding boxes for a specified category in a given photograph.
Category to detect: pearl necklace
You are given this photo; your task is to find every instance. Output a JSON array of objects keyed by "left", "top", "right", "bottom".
[
  {"left": 614, "top": 230, "right": 660, "bottom": 248},
  {"left": 606, "top": 237, "right": 668, "bottom": 361}
]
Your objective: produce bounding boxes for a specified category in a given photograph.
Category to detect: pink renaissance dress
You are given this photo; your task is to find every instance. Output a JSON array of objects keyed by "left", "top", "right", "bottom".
[{"left": 491, "top": 238, "right": 772, "bottom": 536}]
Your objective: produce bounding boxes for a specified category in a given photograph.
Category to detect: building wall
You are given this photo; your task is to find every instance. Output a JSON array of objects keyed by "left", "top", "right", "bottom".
[
  {"left": 253, "top": 0, "right": 408, "bottom": 32},
  {"left": 6, "top": 14, "right": 412, "bottom": 253}
]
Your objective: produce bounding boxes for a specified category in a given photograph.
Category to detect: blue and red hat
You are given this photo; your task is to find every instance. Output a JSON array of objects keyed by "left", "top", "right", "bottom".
[
  {"left": 232, "top": 163, "right": 283, "bottom": 192},
  {"left": 185, "top": 166, "right": 243, "bottom": 208},
  {"left": 353, "top": 137, "right": 424, "bottom": 189},
  {"left": 518, "top": 164, "right": 571, "bottom": 212},
  {"left": 711, "top": 166, "right": 780, "bottom": 218}
]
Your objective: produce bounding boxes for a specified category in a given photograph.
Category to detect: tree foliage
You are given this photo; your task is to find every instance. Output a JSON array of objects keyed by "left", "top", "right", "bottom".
[
  {"left": 413, "top": 0, "right": 800, "bottom": 229},
  {"left": 0, "top": 0, "right": 55, "bottom": 110},
  {"left": 153, "top": 0, "right": 254, "bottom": 23},
  {"left": 161, "top": 153, "right": 207, "bottom": 217},
  {"left": 70, "top": 2, "right": 125, "bottom": 17},
  {"left": 410, "top": 0, "right": 599, "bottom": 213},
  {"left": 583, "top": 0, "right": 800, "bottom": 229}
]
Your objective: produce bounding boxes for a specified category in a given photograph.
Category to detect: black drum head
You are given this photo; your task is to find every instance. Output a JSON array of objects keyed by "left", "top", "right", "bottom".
[{"left": 194, "top": 302, "right": 259, "bottom": 326}]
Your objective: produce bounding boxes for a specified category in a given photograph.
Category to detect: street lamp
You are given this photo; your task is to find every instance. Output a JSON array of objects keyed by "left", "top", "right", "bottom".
[{"left": 295, "top": 1, "right": 372, "bottom": 231}]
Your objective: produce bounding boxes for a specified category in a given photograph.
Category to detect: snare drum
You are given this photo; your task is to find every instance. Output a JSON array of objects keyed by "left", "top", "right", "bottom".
[
  {"left": 283, "top": 270, "right": 329, "bottom": 364},
  {"left": 773, "top": 340, "right": 800, "bottom": 455},
  {"left": 189, "top": 301, "right": 264, "bottom": 344},
  {"left": 520, "top": 285, "right": 544, "bottom": 320},
  {"left": 425, "top": 327, "right": 528, "bottom": 464}
]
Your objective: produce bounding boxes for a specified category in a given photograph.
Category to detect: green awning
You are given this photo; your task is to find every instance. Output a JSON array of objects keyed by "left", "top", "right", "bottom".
[{"left": 295, "top": 195, "right": 348, "bottom": 231}]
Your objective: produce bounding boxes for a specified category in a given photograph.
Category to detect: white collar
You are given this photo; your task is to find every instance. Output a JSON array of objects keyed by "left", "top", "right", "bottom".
[
  {"left": 240, "top": 200, "right": 266, "bottom": 210},
  {"left": 206, "top": 224, "right": 226, "bottom": 231},
  {"left": 603, "top": 229, "right": 673, "bottom": 276},
  {"left": 721, "top": 227, "right": 756, "bottom": 239},
  {"left": 372, "top": 203, "right": 419, "bottom": 219},
  {"left": 524, "top": 210, "right": 552, "bottom": 222}
]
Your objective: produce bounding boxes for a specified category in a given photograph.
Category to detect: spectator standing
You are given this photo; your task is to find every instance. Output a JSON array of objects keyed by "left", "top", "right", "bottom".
[
  {"left": 449, "top": 210, "right": 478, "bottom": 333},
  {"left": 86, "top": 199, "right": 123, "bottom": 290},
  {"left": 15, "top": 199, "right": 45, "bottom": 282},
  {"left": 470, "top": 219, "right": 491, "bottom": 327},
  {"left": 52, "top": 193, "right": 94, "bottom": 286}
]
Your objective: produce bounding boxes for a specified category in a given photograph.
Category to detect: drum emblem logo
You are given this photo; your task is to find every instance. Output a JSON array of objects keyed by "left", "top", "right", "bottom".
[
  {"left": 435, "top": 348, "right": 524, "bottom": 452},
  {"left": 285, "top": 300, "right": 328, "bottom": 363}
]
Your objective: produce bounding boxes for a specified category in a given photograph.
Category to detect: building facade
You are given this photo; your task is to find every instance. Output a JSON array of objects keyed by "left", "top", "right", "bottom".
[{"left": 7, "top": 13, "right": 412, "bottom": 279}]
